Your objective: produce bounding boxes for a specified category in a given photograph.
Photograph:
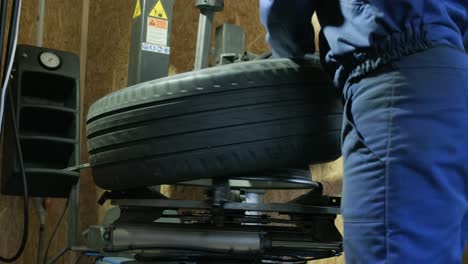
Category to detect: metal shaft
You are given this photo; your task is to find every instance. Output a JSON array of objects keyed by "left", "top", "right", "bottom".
[
  {"left": 36, "top": 0, "right": 45, "bottom": 47},
  {"left": 36, "top": 1, "right": 46, "bottom": 262},
  {"left": 86, "top": 224, "right": 343, "bottom": 258},
  {"left": 194, "top": 10, "right": 214, "bottom": 70},
  {"left": 111, "top": 227, "right": 262, "bottom": 253}
]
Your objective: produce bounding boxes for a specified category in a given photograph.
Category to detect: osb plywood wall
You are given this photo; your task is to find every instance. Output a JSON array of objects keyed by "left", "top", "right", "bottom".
[
  {"left": 79, "top": 0, "right": 135, "bottom": 235},
  {"left": 0, "top": 1, "right": 82, "bottom": 263},
  {"left": 4, "top": 1, "right": 464, "bottom": 264}
]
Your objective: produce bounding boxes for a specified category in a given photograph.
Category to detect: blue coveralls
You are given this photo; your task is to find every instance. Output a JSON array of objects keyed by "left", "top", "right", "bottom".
[{"left": 260, "top": 1, "right": 468, "bottom": 263}]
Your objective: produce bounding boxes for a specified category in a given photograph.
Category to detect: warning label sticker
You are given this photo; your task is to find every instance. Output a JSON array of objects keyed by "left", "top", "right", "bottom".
[
  {"left": 133, "top": 0, "right": 141, "bottom": 19},
  {"left": 146, "top": 17, "right": 168, "bottom": 46},
  {"left": 142, "top": 42, "right": 171, "bottom": 55},
  {"left": 149, "top": 0, "right": 168, "bottom": 20}
]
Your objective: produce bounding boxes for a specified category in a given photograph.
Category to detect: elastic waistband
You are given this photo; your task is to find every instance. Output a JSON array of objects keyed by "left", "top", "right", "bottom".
[{"left": 335, "top": 28, "right": 434, "bottom": 89}]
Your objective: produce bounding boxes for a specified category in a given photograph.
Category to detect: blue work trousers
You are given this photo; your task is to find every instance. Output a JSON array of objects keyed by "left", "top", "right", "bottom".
[{"left": 341, "top": 46, "right": 468, "bottom": 263}]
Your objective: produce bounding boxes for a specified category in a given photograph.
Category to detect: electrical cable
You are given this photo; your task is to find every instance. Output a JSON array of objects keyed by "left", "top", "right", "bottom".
[
  {"left": 46, "top": 247, "right": 69, "bottom": 264},
  {"left": 0, "top": 2, "right": 27, "bottom": 261},
  {"left": 37, "top": 222, "right": 46, "bottom": 264},
  {"left": 0, "top": 0, "right": 8, "bottom": 75},
  {"left": 1, "top": 0, "right": 20, "bottom": 83},
  {"left": 43, "top": 198, "right": 70, "bottom": 264},
  {"left": 0, "top": 0, "right": 21, "bottom": 134},
  {"left": 74, "top": 254, "right": 84, "bottom": 264},
  {"left": 0, "top": 86, "right": 29, "bottom": 264},
  {"left": 34, "top": 1, "right": 47, "bottom": 261}
]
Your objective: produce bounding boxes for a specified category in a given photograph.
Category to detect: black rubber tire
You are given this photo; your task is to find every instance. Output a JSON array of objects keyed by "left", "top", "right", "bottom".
[{"left": 87, "top": 58, "right": 343, "bottom": 190}]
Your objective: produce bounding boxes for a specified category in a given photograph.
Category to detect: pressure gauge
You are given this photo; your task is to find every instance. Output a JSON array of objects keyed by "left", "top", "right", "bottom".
[{"left": 39, "top": 51, "right": 61, "bottom": 70}]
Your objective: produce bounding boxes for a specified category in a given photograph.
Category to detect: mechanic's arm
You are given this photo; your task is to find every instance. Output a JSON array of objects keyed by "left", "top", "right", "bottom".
[{"left": 260, "top": 0, "right": 316, "bottom": 58}]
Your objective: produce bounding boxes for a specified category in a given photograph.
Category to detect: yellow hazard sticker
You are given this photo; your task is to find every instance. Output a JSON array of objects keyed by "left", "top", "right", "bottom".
[
  {"left": 149, "top": 0, "right": 168, "bottom": 20},
  {"left": 133, "top": 0, "right": 141, "bottom": 19}
]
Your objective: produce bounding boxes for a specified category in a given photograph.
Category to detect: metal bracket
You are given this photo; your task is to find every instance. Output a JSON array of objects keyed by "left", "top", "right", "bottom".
[
  {"left": 193, "top": 0, "right": 224, "bottom": 70},
  {"left": 215, "top": 24, "right": 246, "bottom": 65}
]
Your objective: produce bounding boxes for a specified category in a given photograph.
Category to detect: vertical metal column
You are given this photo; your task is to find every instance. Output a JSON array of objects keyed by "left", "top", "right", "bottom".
[
  {"left": 194, "top": 0, "right": 224, "bottom": 70},
  {"left": 37, "top": 0, "right": 45, "bottom": 47},
  {"left": 128, "top": 0, "right": 174, "bottom": 86},
  {"left": 194, "top": 12, "right": 213, "bottom": 70},
  {"left": 36, "top": 2, "right": 46, "bottom": 262},
  {"left": 68, "top": 184, "right": 80, "bottom": 248}
]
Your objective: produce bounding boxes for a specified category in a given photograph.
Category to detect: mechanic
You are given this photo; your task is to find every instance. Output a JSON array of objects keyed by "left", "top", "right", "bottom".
[{"left": 260, "top": 0, "right": 468, "bottom": 263}]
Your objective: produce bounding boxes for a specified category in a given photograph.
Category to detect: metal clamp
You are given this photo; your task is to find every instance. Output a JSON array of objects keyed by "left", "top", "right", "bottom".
[{"left": 195, "top": 0, "right": 224, "bottom": 12}]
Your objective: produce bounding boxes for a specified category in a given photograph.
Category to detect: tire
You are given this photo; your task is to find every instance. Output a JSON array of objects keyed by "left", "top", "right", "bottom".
[{"left": 87, "top": 58, "right": 343, "bottom": 190}]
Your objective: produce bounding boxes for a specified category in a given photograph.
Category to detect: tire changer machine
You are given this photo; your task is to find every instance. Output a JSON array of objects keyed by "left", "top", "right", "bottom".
[{"left": 2, "top": 1, "right": 344, "bottom": 263}]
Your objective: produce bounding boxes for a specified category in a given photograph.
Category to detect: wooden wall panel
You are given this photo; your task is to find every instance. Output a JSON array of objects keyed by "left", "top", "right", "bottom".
[
  {"left": 0, "top": 1, "right": 83, "bottom": 263},
  {"left": 0, "top": 0, "right": 464, "bottom": 263},
  {"left": 169, "top": 2, "right": 198, "bottom": 73},
  {"left": 215, "top": 1, "right": 269, "bottom": 54},
  {"left": 26, "top": 0, "right": 461, "bottom": 263},
  {"left": 81, "top": 0, "right": 134, "bottom": 228},
  {"left": 465, "top": 246, "right": 468, "bottom": 264}
]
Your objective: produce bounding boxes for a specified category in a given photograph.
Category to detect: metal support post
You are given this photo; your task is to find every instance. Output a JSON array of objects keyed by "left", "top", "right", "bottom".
[
  {"left": 37, "top": 0, "right": 45, "bottom": 47},
  {"left": 194, "top": 12, "right": 213, "bottom": 70},
  {"left": 68, "top": 184, "right": 81, "bottom": 248},
  {"left": 36, "top": 2, "right": 46, "bottom": 262},
  {"left": 128, "top": 0, "right": 174, "bottom": 85},
  {"left": 194, "top": 0, "right": 224, "bottom": 70}
]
